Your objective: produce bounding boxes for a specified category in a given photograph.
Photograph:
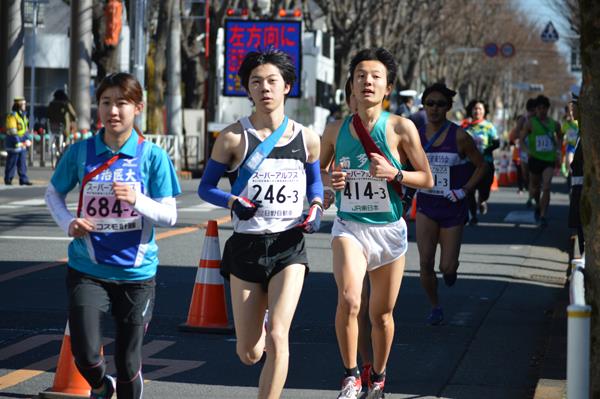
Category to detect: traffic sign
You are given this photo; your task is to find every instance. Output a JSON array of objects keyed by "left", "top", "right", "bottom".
[
  {"left": 541, "top": 21, "right": 559, "bottom": 42},
  {"left": 484, "top": 42, "right": 498, "bottom": 58},
  {"left": 500, "top": 42, "right": 515, "bottom": 58}
]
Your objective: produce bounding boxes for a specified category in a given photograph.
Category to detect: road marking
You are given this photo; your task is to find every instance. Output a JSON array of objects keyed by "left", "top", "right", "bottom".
[
  {"left": 156, "top": 215, "right": 231, "bottom": 240},
  {"left": 0, "top": 236, "right": 72, "bottom": 241},
  {"left": 0, "top": 335, "right": 203, "bottom": 390},
  {"left": 0, "top": 260, "right": 66, "bottom": 283}
]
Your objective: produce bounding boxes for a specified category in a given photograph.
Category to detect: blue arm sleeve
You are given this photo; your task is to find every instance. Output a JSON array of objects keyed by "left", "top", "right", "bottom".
[
  {"left": 305, "top": 159, "right": 324, "bottom": 204},
  {"left": 198, "top": 159, "right": 233, "bottom": 209}
]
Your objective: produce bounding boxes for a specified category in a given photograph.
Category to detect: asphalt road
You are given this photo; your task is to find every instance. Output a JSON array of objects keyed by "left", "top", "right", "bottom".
[{"left": 0, "top": 167, "right": 570, "bottom": 398}]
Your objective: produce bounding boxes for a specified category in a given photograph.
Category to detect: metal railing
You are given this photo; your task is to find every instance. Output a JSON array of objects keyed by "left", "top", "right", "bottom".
[
  {"left": 9, "top": 132, "right": 204, "bottom": 171},
  {"left": 567, "top": 256, "right": 590, "bottom": 399}
]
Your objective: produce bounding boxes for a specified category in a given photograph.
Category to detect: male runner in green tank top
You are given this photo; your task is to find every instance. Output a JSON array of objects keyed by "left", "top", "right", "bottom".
[
  {"left": 320, "top": 48, "right": 433, "bottom": 399},
  {"left": 520, "top": 95, "right": 563, "bottom": 227}
]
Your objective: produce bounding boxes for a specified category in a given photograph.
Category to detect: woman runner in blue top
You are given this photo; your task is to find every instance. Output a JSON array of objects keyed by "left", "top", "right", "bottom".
[
  {"left": 45, "top": 73, "right": 181, "bottom": 399},
  {"left": 321, "top": 48, "right": 433, "bottom": 399}
]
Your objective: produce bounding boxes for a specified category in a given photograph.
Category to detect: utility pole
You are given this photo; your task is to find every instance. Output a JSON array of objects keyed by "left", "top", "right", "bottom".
[
  {"left": 167, "top": 0, "right": 182, "bottom": 169},
  {"left": 2, "top": 0, "right": 25, "bottom": 116},
  {"left": 69, "top": 0, "right": 93, "bottom": 132},
  {"left": 130, "top": 0, "right": 147, "bottom": 129}
]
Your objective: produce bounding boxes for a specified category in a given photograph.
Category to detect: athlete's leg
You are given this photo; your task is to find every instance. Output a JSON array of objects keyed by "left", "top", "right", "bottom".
[
  {"left": 230, "top": 275, "right": 268, "bottom": 366},
  {"left": 357, "top": 276, "right": 372, "bottom": 368},
  {"left": 367, "top": 256, "right": 405, "bottom": 375},
  {"left": 114, "top": 323, "right": 145, "bottom": 399},
  {"left": 258, "top": 264, "right": 305, "bottom": 399},
  {"left": 529, "top": 172, "right": 542, "bottom": 206},
  {"left": 416, "top": 212, "right": 441, "bottom": 307},
  {"left": 332, "top": 237, "right": 368, "bottom": 370},
  {"left": 438, "top": 224, "right": 465, "bottom": 278},
  {"left": 539, "top": 166, "right": 554, "bottom": 218}
]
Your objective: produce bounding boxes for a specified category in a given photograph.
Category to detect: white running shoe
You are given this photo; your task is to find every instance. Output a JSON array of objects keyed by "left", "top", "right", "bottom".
[{"left": 337, "top": 376, "right": 362, "bottom": 399}]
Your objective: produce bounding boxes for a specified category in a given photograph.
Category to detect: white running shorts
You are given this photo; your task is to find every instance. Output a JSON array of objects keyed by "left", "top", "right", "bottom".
[{"left": 331, "top": 217, "right": 408, "bottom": 271}]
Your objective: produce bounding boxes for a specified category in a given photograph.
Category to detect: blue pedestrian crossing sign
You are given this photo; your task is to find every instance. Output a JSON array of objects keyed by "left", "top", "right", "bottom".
[{"left": 541, "top": 21, "right": 559, "bottom": 42}]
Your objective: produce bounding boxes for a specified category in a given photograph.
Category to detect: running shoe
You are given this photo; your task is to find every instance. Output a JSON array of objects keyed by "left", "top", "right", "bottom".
[
  {"left": 365, "top": 377, "right": 385, "bottom": 399},
  {"left": 526, "top": 198, "right": 533, "bottom": 208},
  {"left": 90, "top": 375, "right": 115, "bottom": 399},
  {"left": 337, "top": 376, "right": 362, "bottom": 399},
  {"left": 468, "top": 216, "right": 478, "bottom": 226},
  {"left": 360, "top": 363, "right": 372, "bottom": 387},
  {"left": 427, "top": 306, "right": 444, "bottom": 326},
  {"left": 443, "top": 272, "right": 457, "bottom": 287},
  {"left": 478, "top": 202, "right": 488, "bottom": 215},
  {"left": 539, "top": 217, "right": 548, "bottom": 228}
]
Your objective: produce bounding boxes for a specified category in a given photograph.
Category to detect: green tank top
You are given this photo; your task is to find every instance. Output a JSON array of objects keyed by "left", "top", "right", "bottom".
[
  {"left": 528, "top": 116, "right": 557, "bottom": 162},
  {"left": 334, "top": 112, "right": 403, "bottom": 224}
]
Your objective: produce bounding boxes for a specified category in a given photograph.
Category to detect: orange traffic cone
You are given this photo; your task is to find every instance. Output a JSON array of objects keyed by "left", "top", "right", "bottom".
[
  {"left": 180, "top": 220, "right": 234, "bottom": 334},
  {"left": 409, "top": 196, "right": 417, "bottom": 220},
  {"left": 491, "top": 173, "right": 499, "bottom": 191},
  {"left": 39, "top": 321, "right": 91, "bottom": 398}
]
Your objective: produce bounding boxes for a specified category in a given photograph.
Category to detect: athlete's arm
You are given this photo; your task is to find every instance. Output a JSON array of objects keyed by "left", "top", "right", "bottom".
[
  {"left": 519, "top": 118, "right": 532, "bottom": 153},
  {"left": 303, "top": 126, "right": 323, "bottom": 205},
  {"left": 319, "top": 120, "right": 345, "bottom": 203},
  {"left": 45, "top": 183, "right": 75, "bottom": 234},
  {"left": 395, "top": 117, "right": 433, "bottom": 189},
  {"left": 457, "top": 128, "right": 487, "bottom": 193},
  {"left": 198, "top": 124, "right": 242, "bottom": 209}
]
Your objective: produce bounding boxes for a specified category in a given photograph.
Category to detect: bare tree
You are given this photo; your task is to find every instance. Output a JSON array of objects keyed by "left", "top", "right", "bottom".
[{"left": 578, "top": 1, "right": 600, "bottom": 396}]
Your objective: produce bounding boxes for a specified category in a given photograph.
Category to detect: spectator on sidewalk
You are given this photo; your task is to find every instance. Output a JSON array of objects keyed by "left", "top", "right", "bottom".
[{"left": 4, "top": 97, "right": 32, "bottom": 186}]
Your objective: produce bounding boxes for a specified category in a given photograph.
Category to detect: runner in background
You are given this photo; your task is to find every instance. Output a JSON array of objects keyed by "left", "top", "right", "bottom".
[
  {"left": 416, "top": 83, "right": 486, "bottom": 326},
  {"left": 462, "top": 100, "right": 498, "bottom": 224},
  {"left": 320, "top": 47, "right": 432, "bottom": 399},
  {"left": 45, "top": 72, "right": 181, "bottom": 399},
  {"left": 197, "top": 48, "right": 323, "bottom": 399},
  {"left": 562, "top": 101, "right": 579, "bottom": 177},
  {"left": 519, "top": 95, "right": 563, "bottom": 228},
  {"left": 515, "top": 98, "right": 537, "bottom": 207}
]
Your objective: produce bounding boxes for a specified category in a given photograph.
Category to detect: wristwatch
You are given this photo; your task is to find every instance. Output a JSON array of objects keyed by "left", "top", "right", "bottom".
[{"left": 393, "top": 169, "right": 404, "bottom": 184}]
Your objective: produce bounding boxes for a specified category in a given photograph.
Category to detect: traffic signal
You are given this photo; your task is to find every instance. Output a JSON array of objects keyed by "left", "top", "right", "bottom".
[
  {"left": 278, "top": 8, "right": 302, "bottom": 19},
  {"left": 226, "top": 8, "right": 249, "bottom": 18}
]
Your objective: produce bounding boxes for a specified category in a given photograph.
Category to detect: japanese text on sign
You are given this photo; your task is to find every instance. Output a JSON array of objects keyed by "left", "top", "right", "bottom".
[{"left": 224, "top": 19, "right": 302, "bottom": 97}]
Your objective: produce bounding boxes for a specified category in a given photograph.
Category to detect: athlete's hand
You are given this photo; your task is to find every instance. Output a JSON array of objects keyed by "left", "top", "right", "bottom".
[
  {"left": 231, "top": 197, "right": 260, "bottom": 220},
  {"left": 113, "top": 182, "right": 136, "bottom": 205},
  {"left": 369, "top": 153, "right": 396, "bottom": 181},
  {"left": 296, "top": 202, "right": 323, "bottom": 233},
  {"left": 323, "top": 186, "right": 336, "bottom": 209},
  {"left": 444, "top": 189, "right": 466, "bottom": 203},
  {"left": 331, "top": 163, "right": 347, "bottom": 191},
  {"left": 68, "top": 218, "right": 95, "bottom": 238}
]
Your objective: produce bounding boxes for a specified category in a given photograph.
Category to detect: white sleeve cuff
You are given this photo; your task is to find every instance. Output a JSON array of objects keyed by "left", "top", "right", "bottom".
[{"left": 133, "top": 193, "right": 177, "bottom": 227}]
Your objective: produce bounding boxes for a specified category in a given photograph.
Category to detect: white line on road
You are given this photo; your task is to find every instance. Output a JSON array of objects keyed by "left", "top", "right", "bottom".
[{"left": 0, "top": 235, "right": 71, "bottom": 241}]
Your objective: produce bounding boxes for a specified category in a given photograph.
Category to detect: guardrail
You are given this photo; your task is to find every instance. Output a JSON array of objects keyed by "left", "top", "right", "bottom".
[
  {"left": 0, "top": 132, "right": 204, "bottom": 171},
  {"left": 567, "top": 256, "right": 590, "bottom": 399}
]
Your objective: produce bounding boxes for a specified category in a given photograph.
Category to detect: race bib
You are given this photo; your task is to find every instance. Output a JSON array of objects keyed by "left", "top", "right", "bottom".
[
  {"left": 82, "top": 181, "right": 142, "bottom": 233},
  {"left": 422, "top": 165, "right": 450, "bottom": 196},
  {"left": 248, "top": 170, "right": 304, "bottom": 218},
  {"left": 535, "top": 135, "right": 554, "bottom": 152},
  {"left": 340, "top": 169, "right": 391, "bottom": 213}
]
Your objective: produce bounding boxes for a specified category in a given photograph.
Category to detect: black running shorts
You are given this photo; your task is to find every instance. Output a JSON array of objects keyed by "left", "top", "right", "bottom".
[
  {"left": 66, "top": 267, "right": 155, "bottom": 326},
  {"left": 221, "top": 228, "right": 309, "bottom": 291},
  {"left": 528, "top": 156, "right": 555, "bottom": 175}
]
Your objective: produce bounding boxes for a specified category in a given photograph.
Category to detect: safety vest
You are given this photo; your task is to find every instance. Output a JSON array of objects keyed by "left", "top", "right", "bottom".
[{"left": 5, "top": 112, "right": 28, "bottom": 137}]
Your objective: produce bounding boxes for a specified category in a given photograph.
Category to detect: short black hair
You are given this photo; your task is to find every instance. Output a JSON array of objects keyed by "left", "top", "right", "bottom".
[
  {"left": 535, "top": 94, "right": 550, "bottom": 108},
  {"left": 349, "top": 48, "right": 397, "bottom": 86},
  {"left": 525, "top": 98, "right": 537, "bottom": 111},
  {"left": 238, "top": 47, "right": 296, "bottom": 93},
  {"left": 344, "top": 77, "right": 352, "bottom": 106},
  {"left": 465, "top": 99, "right": 489, "bottom": 118},
  {"left": 422, "top": 82, "right": 457, "bottom": 106}
]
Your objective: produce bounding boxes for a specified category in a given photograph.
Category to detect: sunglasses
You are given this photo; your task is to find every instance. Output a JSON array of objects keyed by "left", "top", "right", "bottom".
[{"left": 424, "top": 100, "right": 448, "bottom": 108}]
